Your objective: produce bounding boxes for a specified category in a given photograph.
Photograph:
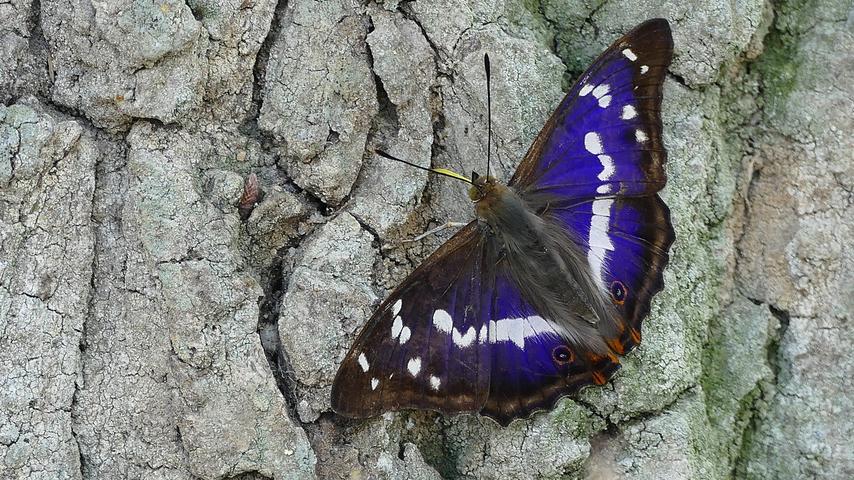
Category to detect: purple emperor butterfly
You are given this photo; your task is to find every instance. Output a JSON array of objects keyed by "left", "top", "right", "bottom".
[{"left": 332, "top": 19, "right": 675, "bottom": 426}]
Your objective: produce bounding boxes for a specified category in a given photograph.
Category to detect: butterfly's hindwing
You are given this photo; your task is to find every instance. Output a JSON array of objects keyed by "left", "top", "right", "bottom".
[
  {"left": 333, "top": 219, "right": 625, "bottom": 424},
  {"left": 331, "top": 223, "right": 492, "bottom": 417},
  {"left": 548, "top": 195, "right": 674, "bottom": 353},
  {"left": 480, "top": 272, "right": 620, "bottom": 425}
]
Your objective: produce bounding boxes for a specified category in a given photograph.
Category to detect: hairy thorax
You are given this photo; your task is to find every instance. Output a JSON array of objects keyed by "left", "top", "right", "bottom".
[{"left": 471, "top": 177, "right": 531, "bottom": 235}]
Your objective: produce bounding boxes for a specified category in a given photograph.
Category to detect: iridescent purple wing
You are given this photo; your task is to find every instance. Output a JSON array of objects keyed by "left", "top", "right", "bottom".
[
  {"left": 512, "top": 19, "right": 674, "bottom": 356},
  {"left": 511, "top": 18, "right": 672, "bottom": 199},
  {"left": 331, "top": 222, "right": 493, "bottom": 417}
]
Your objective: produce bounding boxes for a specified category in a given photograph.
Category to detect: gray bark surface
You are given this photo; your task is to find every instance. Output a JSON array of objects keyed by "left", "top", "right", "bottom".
[{"left": 1, "top": 0, "right": 851, "bottom": 479}]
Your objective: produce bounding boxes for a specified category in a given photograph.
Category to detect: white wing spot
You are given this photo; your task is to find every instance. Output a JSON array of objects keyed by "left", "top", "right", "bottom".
[
  {"left": 592, "top": 84, "right": 610, "bottom": 99},
  {"left": 588, "top": 199, "right": 615, "bottom": 290},
  {"left": 432, "top": 309, "right": 453, "bottom": 333},
  {"left": 593, "top": 199, "right": 613, "bottom": 215},
  {"left": 636, "top": 129, "right": 648, "bottom": 142},
  {"left": 598, "top": 95, "right": 612, "bottom": 108},
  {"left": 433, "top": 310, "right": 479, "bottom": 349},
  {"left": 490, "top": 316, "right": 557, "bottom": 349},
  {"left": 597, "top": 155, "right": 615, "bottom": 181},
  {"left": 358, "top": 353, "right": 369, "bottom": 372},
  {"left": 584, "top": 132, "right": 604, "bottom": 155},
  {"left": 479, "top": 324, "right": 488, "bottom": 344},
  {"left": 640, "top": 65, "right": 649, "bottom": 75},
  {"left": 596, "top": 184, "right": 612, "bottom": 194},
  {"left": 371, "top": 378, "right": 379, "bottom": 390},
  {"left": 494, "top": 319, "right": 525, "bottom": 349},
  {"left": 392, "top": 299, "right": 403, "bottom": 316},
  {"left": 522, "top": 316, "right": 555, "bottom": 340},
  {"left": 452, "top": 326, "right": 477, "bottom": 348},
  {"left": 579, "top": 83, "right": 594, "bottom": 96},
  {"left": 391, "top": 316, "right": 403, "bottom": 338},
  {"left": 621, "top": 105, "right": 637, "bottom": 120},
  {"left": 407, "top": 357, "right": 422, "bottom": 377},
  {"left": 429, "top": 375, "right": 441, "bottom": 391},
  {"left": 399, "top": 326, "right": 411, "bottom": 344},
  {"left": 622, "top": 48, "right": 637, "bottom": 61}
]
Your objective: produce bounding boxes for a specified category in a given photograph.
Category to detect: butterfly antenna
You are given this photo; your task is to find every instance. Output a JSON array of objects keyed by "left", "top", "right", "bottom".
[
  {"left": 484, "top": 52, "right": 492, "bottom": 180},
  {"left": 374, "top": 149, "right": 473, "bottom": 185}
]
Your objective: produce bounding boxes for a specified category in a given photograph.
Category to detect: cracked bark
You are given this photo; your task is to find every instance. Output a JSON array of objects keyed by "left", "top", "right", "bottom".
[{"left": 1, "top": 0, "right": 850, "bottom": 479}]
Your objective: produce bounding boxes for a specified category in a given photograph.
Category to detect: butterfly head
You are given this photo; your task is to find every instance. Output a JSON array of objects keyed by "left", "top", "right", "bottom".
[{"left": 468, "top": 171, "right": 501, "bottom": 202}]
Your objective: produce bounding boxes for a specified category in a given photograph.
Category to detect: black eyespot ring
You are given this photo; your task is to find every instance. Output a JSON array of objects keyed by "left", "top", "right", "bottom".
[
  {"left": 552, "top": 345, "right": 573, "bottom": 365},
  {"left": 610, "top": 280, "right": 627, "bottom": 305}
]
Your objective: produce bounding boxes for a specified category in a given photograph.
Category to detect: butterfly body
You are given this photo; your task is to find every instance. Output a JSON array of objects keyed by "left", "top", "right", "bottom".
[
  {"left": 470, "top": 174, "right": 618, "bottom": 352},
  {"left": 332, "top": 19, "right": 675, "bottom": 426}
]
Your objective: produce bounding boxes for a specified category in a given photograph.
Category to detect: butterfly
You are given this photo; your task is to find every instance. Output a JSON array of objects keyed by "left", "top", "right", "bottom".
[{"left": 331, "top": 19, "right": 675, "bottom": 426}]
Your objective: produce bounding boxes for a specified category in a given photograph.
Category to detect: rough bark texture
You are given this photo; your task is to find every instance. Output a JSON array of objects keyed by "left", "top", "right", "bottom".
[{"left": 1, "top": 0, "right": 851, "bottom": 479}]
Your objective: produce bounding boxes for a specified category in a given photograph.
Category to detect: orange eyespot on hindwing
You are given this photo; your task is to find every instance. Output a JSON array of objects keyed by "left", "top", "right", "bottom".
[
  {"left": 552, "top": 345, "right": 574, "bottom": 365},
  {"left": 610, "top": 280, "right": 627, "bottom": 305}
]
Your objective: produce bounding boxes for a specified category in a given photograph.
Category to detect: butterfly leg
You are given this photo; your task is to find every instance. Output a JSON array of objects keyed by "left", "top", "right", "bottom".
[{"left": 403, "top": 221, "right": 468, "bottom": 243}]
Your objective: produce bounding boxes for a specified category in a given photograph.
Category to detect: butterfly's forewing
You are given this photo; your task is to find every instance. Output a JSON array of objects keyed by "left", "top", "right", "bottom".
[
  {"left": 331, "top": 222, "right": 492, "bottom": 417},
  {"left": 511, "top": 19, "right": 672, "bottom": 199}
]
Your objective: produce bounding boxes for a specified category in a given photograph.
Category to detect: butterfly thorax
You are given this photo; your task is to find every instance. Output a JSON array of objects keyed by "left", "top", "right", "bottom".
[
  {"left": 469, "top": 175, "right": 509, "bottom": 217},
  {"left": 470, "top": 176, "right": 538, "bottom": 244},
  {"left": 469, "top": 175, "right": 550, "bottom": 251}
]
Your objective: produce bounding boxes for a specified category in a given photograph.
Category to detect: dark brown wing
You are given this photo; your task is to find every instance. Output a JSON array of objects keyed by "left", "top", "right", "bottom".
[{"left": 331, "top": 222, "right": 493, "bottom": 418}]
